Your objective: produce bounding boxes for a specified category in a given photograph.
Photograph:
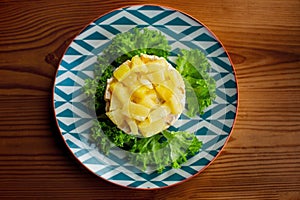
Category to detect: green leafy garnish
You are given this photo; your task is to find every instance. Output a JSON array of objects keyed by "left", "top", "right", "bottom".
[
  {"left": 83, "top": 28, "right": 215, "bottom": 173},
  {"left": 91, "top": 123, "right": 202, "bottom": 173},
  {"left": 176, "top": 49, "right": 216, "bottom": 117},
  {"left": 100, "top": 27, "right": 171, "bottom": 66}
]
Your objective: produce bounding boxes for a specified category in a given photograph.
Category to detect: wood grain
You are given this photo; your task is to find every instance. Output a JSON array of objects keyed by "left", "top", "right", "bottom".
[{"left": 0, "top": 0, "right": 300, "bottom": 199}]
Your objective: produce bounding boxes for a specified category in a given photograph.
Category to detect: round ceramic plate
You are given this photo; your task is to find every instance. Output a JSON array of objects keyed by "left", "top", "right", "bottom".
[{"left": 53, "top": 5, "right": 238, "bottom": 189}]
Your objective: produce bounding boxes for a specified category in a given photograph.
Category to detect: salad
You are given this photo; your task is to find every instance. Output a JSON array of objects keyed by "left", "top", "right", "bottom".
[
  {"left": 105, "top": 53, "right": 186, "bottom": 138},
  {"left": 84, "top": 28, "right": 216, "bottom": 172}
]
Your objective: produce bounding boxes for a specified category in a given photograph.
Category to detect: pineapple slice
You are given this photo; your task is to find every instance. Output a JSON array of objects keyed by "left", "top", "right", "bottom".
[
  {"left": 148, "top": 106, "right": 169, "bottom": 123},
  {"left": 136, "top": 95, "right": 157, "bottom": 108},
  {"left": 131, "top": 55, "right": 148, "bottom": 73},
  {"left": 113, "top": 63, "right": 131, "bottom": 81},
  {"left": 131, "top": 85, "right": 150, "bottom": 99},
  {"left": 106, "top": 109, "right": 125, "bottom": 128},
  {"left": 109, "top": 80, "right": 118, "bottom": 92},
  {"left": 168, "top": 69, "right": 184, "bottom": 87},
  {"left": 155, "top": 84, "right": 173, "bottom": 101},
  {"left": 161, "top": 79, "right": 184, "bottom": 100},
  {"left": 168, "top": 95, "right": 182, "bottom": 114},
  {"left": 109, "top": 83, "right": 130, "bottom": 111},
  {"left": 139, "top": 118, "right": 166, "bottom": 138},
  {"left": 126, "top": 118, "right": 139, "bottom": 135},
  {"left": 131, "top": 55, "right": 144, "bottom": 68},
  {"left": 147, "top": 69, "right": 165, "bottom": 84},
  {"left": 129, "top": 101, "right": 151, "bottom": 121},
  {"left": 122, "top": 72, "right": 138, "bottom": 88},
  {"left": 147, "top": 59, "right": 168, "bottom": 72}
]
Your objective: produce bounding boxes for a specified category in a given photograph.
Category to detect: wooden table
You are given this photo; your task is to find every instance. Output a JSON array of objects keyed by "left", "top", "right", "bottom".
[{"left": 1, "top": 0, "right": 299, "bottom": 199}]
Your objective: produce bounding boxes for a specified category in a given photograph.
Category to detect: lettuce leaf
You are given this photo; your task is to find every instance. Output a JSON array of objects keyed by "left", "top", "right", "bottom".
[
  {"left": 176, "top": 49, "right": 216, "bottom": 117},
  {"left": 99, "top": 27, "right": 171, "bottom": 66}
]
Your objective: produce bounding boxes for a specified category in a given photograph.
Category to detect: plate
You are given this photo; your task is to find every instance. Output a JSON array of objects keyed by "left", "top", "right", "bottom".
[{"left": 53, "top": 5, "right": 238, "bottom": 189}]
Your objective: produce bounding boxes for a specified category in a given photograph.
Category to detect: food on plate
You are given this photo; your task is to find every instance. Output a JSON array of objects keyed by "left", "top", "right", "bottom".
[
  {"left": 105, "top": 54, "right": 185, "bottom": 138},
  {"left": 84, "top": 28, "right": 215, "bottom": 172}
]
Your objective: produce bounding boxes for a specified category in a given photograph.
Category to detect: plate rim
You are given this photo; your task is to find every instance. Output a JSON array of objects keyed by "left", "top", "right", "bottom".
[{"left": 52, "top": 3, "right": 239, "bottom": 190}]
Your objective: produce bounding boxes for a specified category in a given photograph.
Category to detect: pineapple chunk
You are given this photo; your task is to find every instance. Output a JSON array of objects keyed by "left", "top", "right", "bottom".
[
  {"left": 167, "top": 95, "right": 182, "bottom": 114},
  {"left": 113, "top": 63, "right": 131, "bottom": 81},
  {"left": 129, "top": 101, "right": 151, "bottom": 121},
  {"left": 106, "top": 109, "right": 125, "bottom": 128},
  {"left": 109, "top": 79, "right": 118, "bottom": 92},
  {"left": 122, "top": 71, "right": 138, "bottom": 87},
  {"left": 139, "top": 118, "right": 166, "bottom": 138},
  {"left": 132, "top": 87, "right": 158, "bottom": 108},
  {"left": 131, "top": 85, "right": 151, "bottom": 99},
  {"left": 126, "top": 118, "right": 139, "bottom": 135},
  {"left": 147, "top": 69, "right": 165, "bottom": 84},
  {"left": 140, "top": 54, "right": 151, "bottom": 63},
  {"left": 136, "top": 96, "right": 157, "bottom": 108},
  {"left": 110, "top": 83, "right": 130, "bottom": 110},
  {"left": 168, "top": 69, "right": 184, "bottom": 87},
  {"left": 147, "top": 59, "right": 168, "bottom": 71},
  {"left": 148, "top": 106, "right": 168, "bottom": 123},
  {"left": 147, "top": 89, "right": 158, "bottom": 99},
  {"left": 138, "top": 77, "right": 153, "bottom": 89},
  {"left": 131, "top": 55, "right": 144, "bottom": 68},
  {"left": 146, "top": 63, "right": 164, "bottom": 73},
  {"left": 162, "top": 79, "right": 184, "bottom": 100},
  {"left": 155, "top": 84, "right": 173, "bottom": 101}
]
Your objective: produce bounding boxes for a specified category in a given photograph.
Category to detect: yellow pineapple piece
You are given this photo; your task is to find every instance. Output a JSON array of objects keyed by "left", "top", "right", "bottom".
[
  {"left": 147, "top": 89, "right": 158, "bottom": 100},
  {"left": 148, "top": 106, "right": 168, "bottom": 123},
  {"left": 155, "top": 84, "right": 173, "bottom": 101},
  {"left": 147, "top": 69, "right": 165, "bottom": 84},
  {"left": 140, "top": 54, "right": 151, "bottom": 63},
  {"left": 167, "top": 95, "right": 182, "bottom": 114},
  {"left": 136, "top": 96, "right": 157, "bottom": 108},
  {"left": 139, "top": 118, "right": 166, "bottom": 138},
  {"left": 126, "top": 118, "right": 139, "bottom": 135},
  {"left": 106, "top": 109, "right": 125, "bottom": 128},
  {"left": 113, "top": 63, "right": 131, "bottom": 81},
  {"left": 138, "top": 77, "right": 153, "bottom": 89},
  {"left": 146, "top": 63, "right": 161, "bottom": 72},
  {"left": 148, "top": 59, "right": 168, "bottom": 69},
  {"left": 109, "top": 80, "right": 118, "bottom": 92},
  {"left": 161, "top": 79, "right": 184, "bottom": 100},
  {"left": 131, "top": 55, "right": 144, "bottom": 68},
  {"left": 168, "top": 69, "right": 184, "bottom": 86},
  {"left": 121, "top": 71, "right": 137, "bottom": 87},
  {"left": 132, "top": 85, "right": 150, "bottom": 99},
  {"left": 110, "top": 83, "right": 130, "bottom": 110},
  {"left": 129, "top": 101, "right": 151, "bottom": 121}
]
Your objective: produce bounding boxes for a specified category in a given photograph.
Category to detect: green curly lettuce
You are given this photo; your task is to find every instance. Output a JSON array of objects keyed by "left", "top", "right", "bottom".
[
  {"left": 176, "top": 49, "right": 216, "bottom": 117},
  {"left": 99, "top": 27, "right": 171, "bottom": 66},
  {"left": 91, "top": 123, "right": 202, "bottom": 173}
]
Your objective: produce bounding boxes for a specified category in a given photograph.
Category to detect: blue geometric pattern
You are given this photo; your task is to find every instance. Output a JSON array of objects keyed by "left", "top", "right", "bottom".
[{"left": 53, "top": 5, "right": 238, "bottom": 189}]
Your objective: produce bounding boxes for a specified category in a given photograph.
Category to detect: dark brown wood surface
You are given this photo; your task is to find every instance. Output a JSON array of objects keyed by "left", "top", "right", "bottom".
[{"left": 1, "top": 0, "right": 300, "bottom": 199}]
